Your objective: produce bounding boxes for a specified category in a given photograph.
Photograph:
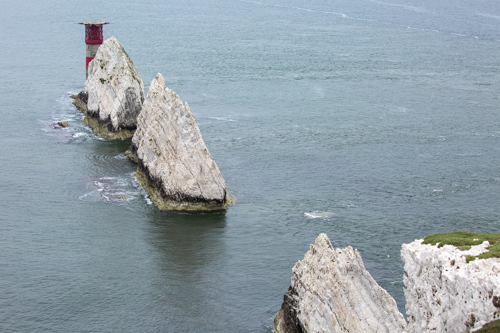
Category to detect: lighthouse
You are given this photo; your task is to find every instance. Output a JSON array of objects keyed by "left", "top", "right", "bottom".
[{"left": 78, "top": 22, "right": 109, "bottom": 77}]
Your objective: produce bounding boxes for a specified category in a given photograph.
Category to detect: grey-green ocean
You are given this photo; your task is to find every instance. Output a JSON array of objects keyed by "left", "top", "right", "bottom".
[{"left": 1, "top": 0, "right": 499, "bottom": 331}]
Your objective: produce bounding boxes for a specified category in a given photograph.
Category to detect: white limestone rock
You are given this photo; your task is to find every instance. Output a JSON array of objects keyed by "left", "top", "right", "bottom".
[
  {"left": 275, "top": 233, "right": 407, "bottom": 333},
  {"left": 128, "top": 73, "right": 229, "bottom": 211},
  {"left": 402, "top": 239, "right": 500, "bottom": 332},
  {"left": 77, "top": 36, "right": 144, "bottom": 140}
]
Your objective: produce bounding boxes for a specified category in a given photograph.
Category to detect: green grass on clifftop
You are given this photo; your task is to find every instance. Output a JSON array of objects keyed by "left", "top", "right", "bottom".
[
  {"left": 423, "top": 232, "right": 500, "bottom": 263},
  {"left": 475, "top": 319, "right": 500, "bottom": 333}
]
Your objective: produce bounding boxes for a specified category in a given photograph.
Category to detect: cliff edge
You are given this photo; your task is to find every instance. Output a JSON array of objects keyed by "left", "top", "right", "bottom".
[
  {"left": 402, "top": 233, "right": 500, "bottom": 332},
  {"left": 72, "top": 37, "right": 144, "bottom": 140},
  {"left": 127, "top": 73, "right": 230, "bottom": 211}
]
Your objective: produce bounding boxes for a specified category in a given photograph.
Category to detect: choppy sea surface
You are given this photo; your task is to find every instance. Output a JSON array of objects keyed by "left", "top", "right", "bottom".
[{"left": 1, "top": 0, "right": 499, "bottom": 331}]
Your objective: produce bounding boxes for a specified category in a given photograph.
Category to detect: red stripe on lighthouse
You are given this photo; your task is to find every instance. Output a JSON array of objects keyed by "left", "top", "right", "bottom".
[
  {"left": 86, "top": 57, "right": 94, "bottom": 71},
  {"left": 79, "top": 22, "right": 109, "bottom": 77}
]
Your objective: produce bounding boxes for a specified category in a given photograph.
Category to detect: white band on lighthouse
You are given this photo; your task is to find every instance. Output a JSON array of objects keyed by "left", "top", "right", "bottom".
[{"left": 86, "top": 44, "right": 100, "bottom": 58}]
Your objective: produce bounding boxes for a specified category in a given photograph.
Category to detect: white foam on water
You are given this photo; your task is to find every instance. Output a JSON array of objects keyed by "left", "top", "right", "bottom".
[
  {"left": 131, "top": 173, "right": 153, "bottom": 205},
  {"left": 208, "top": 117, "right": 237, "bottom": 122},
  {"left": 304, "top": 211, "right": 336, "bottom": 219},
  {"left": 102, "top": 192, "right": 134, "bottom": 202},
  {"left": 292, "top": 6, "right": 314, "bottom": 12},
  {"left": 241, "top": 0, "right": 489, "bottom": 41},
  {"left": 41, "top": 93, "right": 95, "bottom": 144},
  {"left": 422, "top": 28, "right": 440, "bottom": 33},
  {"left": 391, "top": 280, "right": 404, "bottom": 285},
  {"left": 79, "top": 190, "right": 103, "bottom": 201},
  {"left": 239, "top": 0, "right": 352, "bottom": 20},
  {"left": 476, "top": 13, "right": 500, "bottom": 20},
  {"left": 114, "top": 154, "right": 129, "bottom": 160},
  {"left": 80, "top": 175, "right": 143, "bottom": 203},
  {"left": 238, "top": 0, "right": 264, "bottom": 5},
  {"left": 369, "top": 0, "right": 430, "bottom": 14},
  {"left": 324, "top": 11, "right": 349, "bottom": 18}
]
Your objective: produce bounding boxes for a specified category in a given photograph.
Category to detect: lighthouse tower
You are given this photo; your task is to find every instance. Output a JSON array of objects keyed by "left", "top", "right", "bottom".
[{"left": 78, "top": 22, "right": 109, "bottom": 77}]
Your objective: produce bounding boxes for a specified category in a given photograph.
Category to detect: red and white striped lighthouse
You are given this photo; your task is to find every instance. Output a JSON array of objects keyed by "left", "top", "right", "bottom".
[{"left": 78, "top": 22, "right": 109, "bottom": 77}]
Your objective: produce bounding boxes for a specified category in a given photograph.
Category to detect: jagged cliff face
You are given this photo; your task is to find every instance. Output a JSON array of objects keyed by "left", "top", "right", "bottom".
[
  {"left": 77, "top": 36, "right": 144, "bottom": 140},
  {"left": 128, "top": 73, "right": 228, "bottom": 211},
  {"left": 402, "top": 239, "right": 500, "bottom": 333},
  {"left": 275, "top": 233, "right": 407, "bottom": 333}
]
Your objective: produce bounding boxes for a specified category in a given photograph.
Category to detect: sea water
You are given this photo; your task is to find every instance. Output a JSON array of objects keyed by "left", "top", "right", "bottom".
[{"left": 0, "top": 0, "right": 499, "bottom": 331}]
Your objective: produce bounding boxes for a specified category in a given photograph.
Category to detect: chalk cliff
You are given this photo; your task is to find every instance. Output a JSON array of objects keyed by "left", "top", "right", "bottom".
[
  {"left": 402, "top": 239, "right": 500, "bottom": 332},
  {"left": 127, "top": 73, "right": 229, "bottom": 211},
  {"left": 72, "top": 37, "right": 144, "bottom": 140},
  {"left": 274, "top": 233, "right": 407, "bottom": 333}
]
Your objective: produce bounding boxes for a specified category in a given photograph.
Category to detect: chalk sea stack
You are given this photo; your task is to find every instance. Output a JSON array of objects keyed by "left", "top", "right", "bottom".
[
  {"left": 402, "top": 233, "right": 500, "bottom": 333},
  {"left": 274, "top": 233, "right": 407, "bottom": 333},
  {"left": 126, "top": 73, "right": 230, "bottom": 211},
  {"left": 71, "top": 37, "right": 144, "bottom": 140}
]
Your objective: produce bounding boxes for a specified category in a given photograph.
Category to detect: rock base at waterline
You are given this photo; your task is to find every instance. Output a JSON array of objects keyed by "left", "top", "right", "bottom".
[
  {"left": 134, "top": 167, "right": 232, "bottom": 211},
  {"left": 71, "top": 92, "right": 136, "bottom": 140}
]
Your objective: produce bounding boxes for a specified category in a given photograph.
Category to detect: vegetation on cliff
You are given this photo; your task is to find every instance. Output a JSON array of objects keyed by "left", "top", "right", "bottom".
[
  {"left": 475, "top": 319, "right": 500, "bottom": 333},
  {"left": 423, "top": 232, "right": 500, "bottom": 262}
]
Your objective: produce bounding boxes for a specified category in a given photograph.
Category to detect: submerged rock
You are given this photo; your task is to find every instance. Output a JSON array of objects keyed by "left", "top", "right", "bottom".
[
  {"left": 275, "top": 233, "right": 407, "bottom": 333},
  {"left": 402, "top": 238, "right": 500, "bottom": 333},
  {"left": 72, "top": 37, "right": 144, "bottom": 140},
  {"left": 127, "top": 73, "right": 230, "bottom": 211}
]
